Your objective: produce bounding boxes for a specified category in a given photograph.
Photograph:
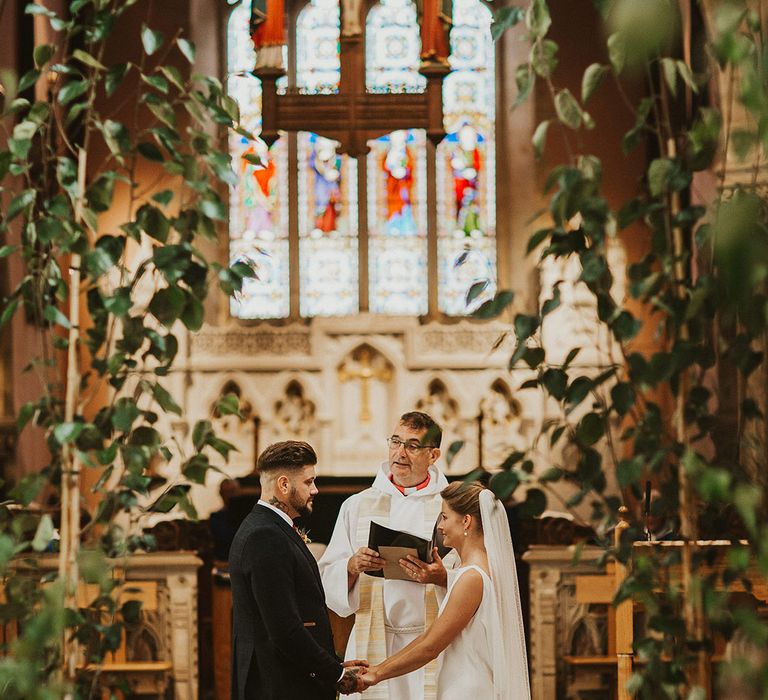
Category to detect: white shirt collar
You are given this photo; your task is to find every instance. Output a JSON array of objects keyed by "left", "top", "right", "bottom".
[{"left": 257, "top": 499, "right": 294, "bottom": 527}]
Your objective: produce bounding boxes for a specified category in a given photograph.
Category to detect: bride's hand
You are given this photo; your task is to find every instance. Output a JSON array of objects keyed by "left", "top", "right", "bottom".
[
  {"left": 399, "top": 547, "right": 447, "bottom": 587},
  {"left": 360, "top": 666, "right": 380, "bottom": 688}
]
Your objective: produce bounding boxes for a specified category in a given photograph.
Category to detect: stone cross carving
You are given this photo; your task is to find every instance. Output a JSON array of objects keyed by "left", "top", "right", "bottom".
[{"left": 337, "top": 347, "right": 393, "bottom": 423}]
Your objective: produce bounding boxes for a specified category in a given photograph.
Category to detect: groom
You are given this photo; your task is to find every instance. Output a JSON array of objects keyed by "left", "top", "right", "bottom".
[{"left": 229, "top": 440, "right": 368, "bottom": 699}]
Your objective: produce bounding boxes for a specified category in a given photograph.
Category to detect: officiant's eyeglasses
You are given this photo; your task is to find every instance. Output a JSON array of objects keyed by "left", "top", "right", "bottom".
[{"left": 387, "top": 437, "right": 437, "bottom": 454}]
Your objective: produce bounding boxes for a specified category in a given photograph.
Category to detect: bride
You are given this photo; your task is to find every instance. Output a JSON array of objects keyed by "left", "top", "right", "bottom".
[{"left": 360, "top": 481, "right": 530, "bottom": 699}]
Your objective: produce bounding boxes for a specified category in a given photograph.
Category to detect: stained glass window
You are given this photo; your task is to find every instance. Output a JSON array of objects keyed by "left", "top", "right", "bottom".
[
  {"left": 228, "top": 1, "right": 290, "bottom": 319},
  {"left": 298, "top": 132, "right": 359, "bottom": 317},
  {"left": 437, "top": 0, "right": 497, "bottom": 315},
  {"left": 367, "top": 130, "right": 428, "bottom": 315},
  {"left": 296, "top": 0, "right": 341, "bottom": 93},
  {"left": 365, "top": 0, "right": 426, "bottom": 93},
  {"left": 227, "top": 0, "right": 498, "bottom": 320}
]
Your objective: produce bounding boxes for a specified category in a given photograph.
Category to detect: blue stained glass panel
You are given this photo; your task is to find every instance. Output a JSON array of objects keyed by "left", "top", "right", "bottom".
[
  {"left": 298, "top": 132, "right": 359, "bottom": 317},
  {"left": 437, "top": 0, "right": 497, "bottom": 315},
  {"left": 367, "top": 129, "right": 428, "bottom": 315}
]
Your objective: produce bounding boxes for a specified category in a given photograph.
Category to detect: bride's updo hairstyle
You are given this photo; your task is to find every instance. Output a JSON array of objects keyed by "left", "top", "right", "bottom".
[{"left": 440, "top": 481, "right": 486, "bottom": 532}]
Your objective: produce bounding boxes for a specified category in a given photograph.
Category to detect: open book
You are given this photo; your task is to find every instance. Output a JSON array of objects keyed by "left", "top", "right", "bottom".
[{"left": 365, "top": 520, "right": 433, "bottom": 581}]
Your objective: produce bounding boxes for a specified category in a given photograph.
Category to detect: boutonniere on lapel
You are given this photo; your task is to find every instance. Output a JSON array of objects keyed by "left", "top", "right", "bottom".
[{"left": 295, "top": 526, "right": 312, "bottom": 545}]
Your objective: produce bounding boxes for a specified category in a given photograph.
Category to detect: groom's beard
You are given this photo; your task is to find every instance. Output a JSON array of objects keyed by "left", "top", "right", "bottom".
[{"left": 289, "top": 486, "right": 313, "bottom": 518}]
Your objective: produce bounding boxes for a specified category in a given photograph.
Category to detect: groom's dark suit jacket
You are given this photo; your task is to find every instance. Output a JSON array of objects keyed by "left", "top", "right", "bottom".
[{"left": 229, "top": 504, "right": 343, "bottom": 700}]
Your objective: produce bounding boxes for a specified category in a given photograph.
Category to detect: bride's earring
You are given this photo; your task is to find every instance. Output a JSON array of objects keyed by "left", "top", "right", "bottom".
[{"left": 463, "top": 530, "right": 468, "bottom": 537}]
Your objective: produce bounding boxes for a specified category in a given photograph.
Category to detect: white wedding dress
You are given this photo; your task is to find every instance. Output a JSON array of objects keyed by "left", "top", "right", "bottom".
[
  {"left": 435, "top": 491, "right": 531, "bottom": 699},
  {"left": 436, "top": 565, "right": 496, "bottom": 699}
]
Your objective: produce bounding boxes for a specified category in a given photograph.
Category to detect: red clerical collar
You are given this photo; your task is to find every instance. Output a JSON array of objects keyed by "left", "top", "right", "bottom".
[{"left": 389, "top": 472, "right": 431, "bottom": 495}]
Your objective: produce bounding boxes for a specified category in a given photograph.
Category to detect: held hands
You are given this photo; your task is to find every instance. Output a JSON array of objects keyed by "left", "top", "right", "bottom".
[
  {"left": 338, "top": 659, "right": 371, "bottom": 694},
  {"left": 360, "top": 665, "right": 381, "bottom": 690},
  {"left": 399, "top": 547, "right": 447, "bottom": 587},
  {"left": 348, "top": 547, "right": 387, "bottom": 577}
]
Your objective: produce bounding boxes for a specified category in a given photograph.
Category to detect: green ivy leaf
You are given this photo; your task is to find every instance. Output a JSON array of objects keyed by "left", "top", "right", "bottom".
[
  {"left": 611, "top": 382, "right": 635, "bottom": 416},
  {"left": 532, "top": 119, "right": 550, "bottom": 159},
  {"left": 137, "top": 204, "right": 170, "bottom": 242},
  {"left": 72, "top": 48, "right": 106, "bottom": 71},
  {"left": 177, "top": 38, "right": 196, "bottom": 64},
  {"left": 617, "top": 457, "right": 643, "bottom": 487},
  {"left": 137, "top": 142, "right": 164, "bottom": 162},
  {"left": 697, "top": 468, "right": 732, "bottom": 502},
  {"left": 446, "top": 440, "right": 465, "bottom": 467},
  {"left": 491, "top": 6, "right": 524, "bottom": 41},
  {"left": 141, "top": 24, "right": 164, "bottom": 56},
  {"left": 542, "top": 368, "right": 568, "bottom": 400},
  {"left": 58, "top": 78, "right": 90, "bottom": 105},
  {"left": 54, "top": 422, "right": 84, "bottom": 444},
  {"left": 647, "top": 158, "right": 674, "bottom": 197},
  {"left": 105, "top": 63, "right": 129, "bottom": 97},
  {"left": 216, "top": 393, "right": 242, "bottom": 418},
  {"left": 112, "top": 397, "right": 140, "bottom": 433},
  {"left": 522, "top": 347, "right": 545, "bottom": 369},
  {"left": 489, "top": 470, "right": 520, "bottom": 500},
  {"left": 581, "top": 63, "right": 609, "bottom": 103},
  {"left": 526, "top": 0, "right": 551, "bottom": 38},
  {"left": 472, "top": 290, "right": 514, "bottom": 319},
  {"left": 518, "top": 488, "right": 547, "bottom": 517},
  {"left": 152, "top": 382, "right": 182, "bottom": 415},
  {"left": 7, "top": 188, "right": 36, "bottom": 221},
  {"left": 539, "top": 467, "right": 563, "bottom": 483},
  {"left": 513, "top": 64, "right": 534, "bottom": 108},
  {"left": 554, "top": 89, "right": 582, "bottom": 129},
  {"left": 466, "top": 279, "right": 490, "bottom": 305},
  {"left": 10, "top": 472, "right": 45, "bottom": 506},
  {"left": 0, "top": 299, "right": 19, "bottom": 327},
  {"left": 565, "top": 376, "right": 592, "bottom": 411},
  {"left": 576, "top": 412, "right": 604, "bottom": 446},
  {"left": 514, "top": 313, "right": 539, "bottom": 341},
  {"left": 660, "top": 57, "right": 677, "bottom": 97},
  {"left": 43, "top": 304, "right": 71, "bottom": 328},
  {"left": 33, "top": 44, "right": 55, "bottom": 69},
  {"left": 182, "top": 454, "right": 210, "bottom": 484},
  {"left": 149, "top": 286, "right": 186, "bottom": 327},
  {"left": 192, "top": 419, "right": 214, "bottom": 451}
]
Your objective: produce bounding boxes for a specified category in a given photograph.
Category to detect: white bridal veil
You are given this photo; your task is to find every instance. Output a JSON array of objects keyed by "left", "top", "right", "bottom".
[{"left": 479, "top": 489, "right": 531, "bottom": 700}]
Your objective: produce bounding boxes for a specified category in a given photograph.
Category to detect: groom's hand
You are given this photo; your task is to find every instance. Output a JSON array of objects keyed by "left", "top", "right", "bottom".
[
  {"left": 399, "top": 547, "right": 447, "bottom": 587},
  {"left": 337, "top": 665, "right": 369, "bottom": 694}
]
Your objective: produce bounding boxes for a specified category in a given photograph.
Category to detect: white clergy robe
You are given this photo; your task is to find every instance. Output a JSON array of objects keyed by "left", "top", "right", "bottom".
[{"left": 318, "top": 463, "right": 449, "bottom": 700}]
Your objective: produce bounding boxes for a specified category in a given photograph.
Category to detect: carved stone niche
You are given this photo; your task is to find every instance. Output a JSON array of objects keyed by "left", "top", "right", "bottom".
[
  {"left": 414, "top": 378, "right": 466, "bottom": 470},
  {"left": 211, "top": 381, "right": 258, "bottom": 477},
  {"left": 272, "top": 379, "right": 318, "bottom": 442},
  {"left": 480, "top": 379, "right": 527, "bottom": 470}
]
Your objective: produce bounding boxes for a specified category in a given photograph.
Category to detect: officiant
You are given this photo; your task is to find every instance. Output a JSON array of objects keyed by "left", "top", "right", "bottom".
[{"left": 319, "top": 411, "right": 451, "bottom": 700}]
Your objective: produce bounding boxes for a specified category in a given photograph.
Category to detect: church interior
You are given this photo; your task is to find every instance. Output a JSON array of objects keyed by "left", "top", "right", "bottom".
[{"left": 1, "top": 0, "right": 767, "bottom": 697}]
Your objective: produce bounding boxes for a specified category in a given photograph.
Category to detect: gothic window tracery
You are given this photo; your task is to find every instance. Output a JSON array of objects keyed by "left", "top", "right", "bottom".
[{"left": 227, "top": 0, "right": 497, "bottom": 320}]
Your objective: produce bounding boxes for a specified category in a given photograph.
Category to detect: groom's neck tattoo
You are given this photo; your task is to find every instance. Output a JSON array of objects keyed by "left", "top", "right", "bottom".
[{"left": 268, "top": 496, "right": 291, "bottom": 516}]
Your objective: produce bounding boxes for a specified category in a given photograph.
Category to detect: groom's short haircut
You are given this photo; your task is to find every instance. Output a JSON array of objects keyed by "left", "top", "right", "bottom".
[
  {"left": 399, "top": 411, "right": 443, "bottom": 448},
  {"left": 257, "top": 440, "right": 317, "bottom": 476}
]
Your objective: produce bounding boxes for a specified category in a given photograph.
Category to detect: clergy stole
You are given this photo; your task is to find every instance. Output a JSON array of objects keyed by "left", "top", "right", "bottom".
[{"left": 355, "top": 492, "right": 441, "bottom": 700}]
